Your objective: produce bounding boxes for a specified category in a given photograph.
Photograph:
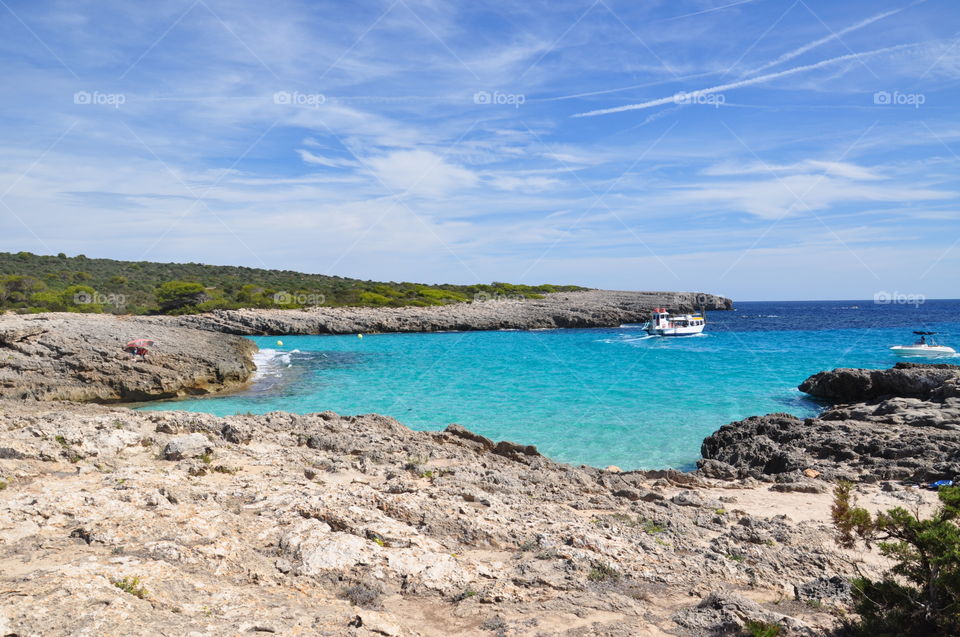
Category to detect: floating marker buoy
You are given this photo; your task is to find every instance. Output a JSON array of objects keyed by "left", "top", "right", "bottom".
[
  {"left": 276, "top": 340, "right": 283, "bottom": 346},
  {"left": 357, "top": 334, "right": 363, "bottom": 339}
]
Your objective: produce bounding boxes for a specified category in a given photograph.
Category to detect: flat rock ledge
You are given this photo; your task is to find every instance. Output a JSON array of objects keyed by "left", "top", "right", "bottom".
[
  {"left": 160, "top": 289, "right": 733, "bottom": 335},
  {"left": 699, "top": 363, "right": 960, "bottom": 483},
  {"left": 0, "top": 313, "right": 256, "bottom": 402},
  {"left": 1, "top": 400, "right": 863, "bottom": 636}
]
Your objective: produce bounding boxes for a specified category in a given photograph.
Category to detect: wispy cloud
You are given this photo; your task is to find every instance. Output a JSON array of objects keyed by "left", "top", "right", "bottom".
[{"left": 296, "top": 149, "right": 358, "bottom": 168}]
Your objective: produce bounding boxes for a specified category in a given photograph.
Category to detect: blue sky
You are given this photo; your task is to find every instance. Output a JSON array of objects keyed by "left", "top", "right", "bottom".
[{"left": 0, "top": 0, "right": 957, "bottom": 300}]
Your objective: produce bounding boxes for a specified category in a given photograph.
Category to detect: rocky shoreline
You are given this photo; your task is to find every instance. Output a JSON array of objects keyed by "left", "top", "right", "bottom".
[{"left": 160, "top": 290, "right": 732, "bottom": 335}]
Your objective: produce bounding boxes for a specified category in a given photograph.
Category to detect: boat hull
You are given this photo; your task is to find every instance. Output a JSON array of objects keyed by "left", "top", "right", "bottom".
[
  {"left": 645, "top": 325, "right": 705, "bottom": 337},
  {"left": 890, "top": 345, "right": 956, "bottom": 358}
]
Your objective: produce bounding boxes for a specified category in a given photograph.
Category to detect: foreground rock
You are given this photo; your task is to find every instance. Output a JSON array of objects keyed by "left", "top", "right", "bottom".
[
  {"left": 1, "top": 401, "right": 868, "bottom": 636},
  {"left": 163, "top": 289, "right": 732, "bottom": 335},
  {"left": 0, "top": 313, "right": 256, "bottom": 402},
  {"left": 700, "top": 363, "right": 960, "bottom": 482}
]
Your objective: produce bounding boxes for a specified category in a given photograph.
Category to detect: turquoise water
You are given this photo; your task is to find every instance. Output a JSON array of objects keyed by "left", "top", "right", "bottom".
[{"left": 139, "top": 300, "right": 960, "bottom": 470}]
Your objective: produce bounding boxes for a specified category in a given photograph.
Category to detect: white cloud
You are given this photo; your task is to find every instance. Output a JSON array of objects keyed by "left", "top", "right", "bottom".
[
  {"left": 296, "top": 149, "right": 357, "bottom": 168},
  {"left": 365, "top": 149, "right": 478, "bottom": 197},
  {"left": 703, "top": 160, "right": 883, "bottom": 181},
  {"left": 489, "top": 175, "right": 561, "bottom": 192},
  {"left": 675, "top": 174, "right": 954, "bottom": 218}
]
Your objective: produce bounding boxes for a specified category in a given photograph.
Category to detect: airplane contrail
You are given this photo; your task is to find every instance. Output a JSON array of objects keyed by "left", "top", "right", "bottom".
[
  {"left": 742, "top": 5, "right": 913, "bottom": 76},
  {"left": 573, "top": 43, "right": 919, "bottom": 118}
]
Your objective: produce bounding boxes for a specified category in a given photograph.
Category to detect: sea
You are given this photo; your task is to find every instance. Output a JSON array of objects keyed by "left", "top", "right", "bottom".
[{"left": 137, "top": 299, "right": 960, "bottom": 471}]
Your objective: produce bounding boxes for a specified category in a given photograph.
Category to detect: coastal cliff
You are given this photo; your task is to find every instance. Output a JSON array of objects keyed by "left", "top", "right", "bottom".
[
  {"left": 161, "top": 290, "right": 733, "bottom": 335},
  {"left": 0, "top": 313, "right": 256, "bottom": 402}
]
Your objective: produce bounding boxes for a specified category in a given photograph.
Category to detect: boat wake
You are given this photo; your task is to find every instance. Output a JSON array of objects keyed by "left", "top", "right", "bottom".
[
  {"left": 598, "top": 332, "right": 711, "bottom": 346},
  {"left": 252, "top": 348, "right": 296, "bottom": 379}
]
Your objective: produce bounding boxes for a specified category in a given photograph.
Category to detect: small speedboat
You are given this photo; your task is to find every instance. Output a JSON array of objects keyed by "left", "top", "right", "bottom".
[
  {"left": 643, "top": 308, "right": 705, "bottom": 337},
  {"left": 890, "top": 331, "right": 956, "bottom": 358}
]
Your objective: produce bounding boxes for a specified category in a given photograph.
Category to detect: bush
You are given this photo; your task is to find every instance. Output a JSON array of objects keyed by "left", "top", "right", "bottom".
[
  {"left": 743, "top": 620, "right": 781, "bottom": 637},
  {"left": 831, "top": 483, "right": 960, "bottom": 636},
  {"left": 112, "top": 575, "right": 148, "bottom": 599},
  {"left": 587, "top": 562, "right": 621, "bottom": 582},
  {"left": 341, "top": 582, "right": 382, "bottom": 608}
]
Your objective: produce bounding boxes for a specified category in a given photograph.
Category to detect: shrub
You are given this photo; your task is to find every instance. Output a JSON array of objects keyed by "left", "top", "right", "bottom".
[
  {"left": 831, "top": 484, "right": 960, "bottom": 636},
  {"left": 112, "top": 576, "right": 148, "bottom": 599},
  {"left": 340, "top": 583, "right": 382, "bottom": 608},
  {"left": 587, "top": 562, "right": 621, "bottom": 582},
  {"left": 743, "top": 620, "right": 781, "bottom": 637}
]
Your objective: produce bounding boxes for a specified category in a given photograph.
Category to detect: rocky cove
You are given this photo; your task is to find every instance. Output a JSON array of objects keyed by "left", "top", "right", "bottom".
[{"left": 1, "top": 300, "right": 959, "bottom": 636}]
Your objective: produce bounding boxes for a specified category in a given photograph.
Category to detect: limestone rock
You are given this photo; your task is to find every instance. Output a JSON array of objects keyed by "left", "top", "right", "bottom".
[{"left": 162, "top": 434, "right": 213, "bottom": 460}]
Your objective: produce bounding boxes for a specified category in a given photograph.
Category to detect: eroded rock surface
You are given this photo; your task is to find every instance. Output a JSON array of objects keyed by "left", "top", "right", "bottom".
[
  {"left": 0, "top": 313, "right": 256, "bottom": 402},
  {"left": 1, "top": 401, "right": 857, "bottom": 636}
]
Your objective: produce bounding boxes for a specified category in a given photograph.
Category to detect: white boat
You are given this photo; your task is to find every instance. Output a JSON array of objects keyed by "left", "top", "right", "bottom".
[
  {"left": 644, "top": 308, "right": 705, "bottom": 337},
  {"left": 890, "top": 332, "right": 956, "bottom": 358}
]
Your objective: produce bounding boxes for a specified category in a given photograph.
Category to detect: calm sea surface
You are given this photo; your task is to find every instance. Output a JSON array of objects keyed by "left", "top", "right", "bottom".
[{"left": 139, "top": 299, "right": 960, "bottom": 470}]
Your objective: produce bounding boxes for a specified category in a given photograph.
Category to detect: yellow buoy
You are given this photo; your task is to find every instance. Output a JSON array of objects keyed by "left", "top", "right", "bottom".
[
  {"left": 357, "top": 334, "right": 363, "bottom": 339},
  {"left": 276, "top": 340, "right": 283, "bottom": 346}
]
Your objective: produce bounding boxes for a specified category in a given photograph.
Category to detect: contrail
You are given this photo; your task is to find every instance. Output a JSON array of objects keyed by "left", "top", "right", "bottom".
[
  {"left": 573, "top": 42, "right": 918, "bottom": 118},
  {"left": 742, "top": 5, "right": 912, "bottom": 76},
  {"left": 659, "top": 0, "right": 758, "bottom": 22}
]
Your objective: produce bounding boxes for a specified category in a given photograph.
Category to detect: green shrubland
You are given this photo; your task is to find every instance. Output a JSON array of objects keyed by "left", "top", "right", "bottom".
[{"left": 0, "top": 251, "right": 584, "bottom": 315}]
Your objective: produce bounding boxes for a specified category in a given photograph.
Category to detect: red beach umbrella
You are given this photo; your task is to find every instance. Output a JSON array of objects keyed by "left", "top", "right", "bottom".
[{"left": 125, "top": 339, "right": 155, "bottom": 349}]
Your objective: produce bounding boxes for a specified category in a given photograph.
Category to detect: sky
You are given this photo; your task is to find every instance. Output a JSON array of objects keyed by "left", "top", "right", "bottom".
[{"left": 0, "top": 0, "right": 957, "bottom": 301}]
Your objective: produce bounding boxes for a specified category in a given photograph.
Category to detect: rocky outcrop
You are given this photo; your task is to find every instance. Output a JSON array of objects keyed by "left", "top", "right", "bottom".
[
  {"left": 0, "top": 401, "right": 859, "bottom": 636},
  {"left": 699, "top": 363, "right": 960, "bottom": 482},
  {"left": 798, "top": 362, "right": 960, "bottom": 402},
  {"left": 0, "top": 313, "right": 256, "bottom": 402},
  {"left": 160, "top": 289, "right": 733, "bottom": 335}
]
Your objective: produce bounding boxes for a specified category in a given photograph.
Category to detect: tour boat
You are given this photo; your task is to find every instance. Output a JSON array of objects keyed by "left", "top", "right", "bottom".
[
  {"left": 890, "top": 332, "right": 956, "bottom": 358},
  {"left": 644, "top": 308, "right": 705, "bottom": 337}
]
